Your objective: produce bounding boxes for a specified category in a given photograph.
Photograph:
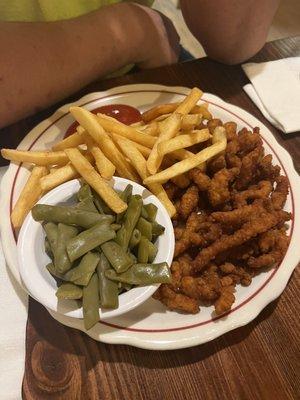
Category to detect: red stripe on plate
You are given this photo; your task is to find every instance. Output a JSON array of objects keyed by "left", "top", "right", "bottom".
[{"left": 9, "top": 89, "right": 295, "bottom": 333}]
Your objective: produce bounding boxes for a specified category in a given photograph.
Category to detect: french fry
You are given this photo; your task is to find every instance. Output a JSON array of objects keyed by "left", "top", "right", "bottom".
[
  {"left": 40, "top": 153, "right": 94, "bottom": 191},
  {"left": 170, "top": 149, "right": 206, "bottom": 172},
  {"left": 142, "top": 101, "right": 211, "bottom": 123},
  {"left": 116, "top": 136, "right": 176, "bottom": 217},
  {"left": 147, "top": 113, "right": 181, "bottom": 175},
  {"left": 83, "top": 133, "right": 115, "bottom": 180},
  {"left": 96, "top": 113, "right": 156, "bottom": 148},
  {"left": 52, "top": 132, "right": 85, "bottom": 151},
  {"left": 144, "top": 127, "right": 227, "bottom": 184},
  {"left": 181, "top": 114, "right": 202, "bottom": 131},
  {"left": 130, "top": 121, "right": 145, "bottom": 128},
  {"left": 157, "top": 129, "right": 211, "bottom": 157},
  {"left": 116, "top": 137, "right": 148, "bottom": 180},
  {"left": 40, "top": 163, "right": 79, "bottom": 191},
  {"left": 139, "top": 122, "right": 159, "bottom": 136},
  {"left": 111, "top": 133, "right": 151, "bottom": 158},
  {"left": 1, "top": 148, "right": 70, "bottom": 166},
  {"left": 70, "top": 107, "right": 138, "bottom": 181},
  {"left": 142, "top": 104, "right": 179, "bottom": 123},
  {"left": 90, "top": 146, "right": 115, "bottom": 180},
  {"left": 65, "top": 148, "right": 127, "bottom": 213},
  {"left": 175, "top": 87, "right": 203, "bottom": 115},
  {"left": 11, "top": 166, "right": 48, "bottom": 228},
  {"left": 153, "top": 113, "right": 172, "bottom": 122}
]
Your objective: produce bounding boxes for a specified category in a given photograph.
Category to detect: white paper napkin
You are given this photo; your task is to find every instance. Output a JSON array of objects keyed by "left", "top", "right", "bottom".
[
  {"left": 0, "top": 166, "right": 28, "bottom": 400},
  {"left": 242, "top": 57, "right": 300, "bottom": 133}
]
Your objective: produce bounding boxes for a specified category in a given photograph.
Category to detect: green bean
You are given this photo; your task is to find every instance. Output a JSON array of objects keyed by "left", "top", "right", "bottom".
[
  {"left": 92, "top": 190, "right": 115, "bottom": 215},
  {"left": 32, "top": 204, "right": 113, "bottom": 228},
  {"left": 44, "top": 237, "right": 53, "bottom": 259},
  {"left": 141, "top": 207, "right": 148, "bottom": 219},
  {"left": 111, "top": 224, "right": 121, "bottom": 231},
  {"left": 115, "top": 195, "right": 142, "bottom": 250},
  {"left": 147, "top": 240, "right": 158, "bottom": 263},
  {"left": 64, "top": 252, "right": 100, "bottom": 286},
  {"left": 55, "top": 223, "right": 78, "bottom": 273},
  {"left": 105, "top": 262, "right": 171, "bottom": 285},
  {"left": 97, "top": 253, "right": 118, "bottom": 309},
  {"left": 117, "top": 282, "right": 133, "bottom": 294},
  {"left": 75, "top": 198, "right": 98, "bottom": 213},
  {"left": 43, "top": 222, "right": 58, "bottom": 253},
  {"left": 143, "top": 203, "right": 158, "bottom": 222},
  {"left": 83, "top": 273, "right": 100, "bottom": 330},
  {"left": 137, "top": 236, "right": 149, "bottom": 263},
  {"left": 116, "top": 184, "right": 133, "bottom": 223},
  {"left": 101, "top": 241, "right": 133, "bottom": 273},
  {"left": 56, "top": 282, "right": 83, "bottom": 300},
  {"left": 46, "top": 262, "right": 66, "bottom": 281},
  {"left": 136, "top": 217, "right": 152, "bottom": 241},
  {"left": 120, "top": 283, "right": 133, "bottom": 291},
  {"left": 67, "top": 222, "right": 116, "bottom": 262},
  {"left": 129, "top": 229, "right": 141, "bottom": 249},
  {"left": 77, "top": 183, "right": 93, "bottom": 202},
  {"left": 152, "top": 222, "right": 165, "bottom": 241},
  {"left": 137, "top": 237, "right": 158, "bottom": 263}
]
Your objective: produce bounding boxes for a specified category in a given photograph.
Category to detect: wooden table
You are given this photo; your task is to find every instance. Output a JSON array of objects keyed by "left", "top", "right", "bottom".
[{"left": 1, "top": 37, "right": 300, "bottom": 400}]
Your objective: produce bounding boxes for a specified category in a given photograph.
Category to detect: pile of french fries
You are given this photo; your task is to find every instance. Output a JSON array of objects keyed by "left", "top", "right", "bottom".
[{"left": 1, "top": 87, "right": 227, "bottom": 229}]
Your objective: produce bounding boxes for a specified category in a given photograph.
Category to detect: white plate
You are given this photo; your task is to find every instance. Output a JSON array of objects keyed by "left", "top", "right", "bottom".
[
  {"left": 17, "top": 177, "right": 174, "bottom": 319},
  {"left": 1, "top": 84, "right": 299, "bottom": 350}
]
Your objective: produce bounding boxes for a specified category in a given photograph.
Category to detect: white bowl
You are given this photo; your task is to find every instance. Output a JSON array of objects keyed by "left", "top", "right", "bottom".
[{"left": 17, "top": 177, "right": 174, "bottom": 320}]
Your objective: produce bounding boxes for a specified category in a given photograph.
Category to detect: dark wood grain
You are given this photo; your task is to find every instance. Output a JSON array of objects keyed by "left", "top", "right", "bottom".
[{"left": 1, "top": 37, "right": 299, "bottom": 400}]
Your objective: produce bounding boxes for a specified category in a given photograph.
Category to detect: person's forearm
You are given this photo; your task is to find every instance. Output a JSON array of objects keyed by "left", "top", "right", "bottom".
[
  {"left": 0, "top": 3, "right": 149, "bottom": 128},
  {"left": 181, "top": 0, "right": 280, "bottom": 64}
]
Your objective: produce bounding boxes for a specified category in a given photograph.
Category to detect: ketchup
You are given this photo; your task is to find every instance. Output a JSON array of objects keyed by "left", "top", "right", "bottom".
[{"left": 64, "top": 104, "right": 142, "bottom": 137}]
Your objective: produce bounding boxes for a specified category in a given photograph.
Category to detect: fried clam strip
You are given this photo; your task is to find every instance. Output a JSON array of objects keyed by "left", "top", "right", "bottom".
[
  {"left": 174, "top": 214, "right": 222, "bottom": 257},
  {"left": 233, "top": 180, "right": 273, "bottom": 208},
  {"left": 214, "top": 285, "right": 236, "bottom": 315},
  {"left": 237, "top": 127, "right": 262, "bottom": 156},
  {"left": 153, "top": 284, "right": 199, "bottom": 314},
  {"left": 178, "top": 185, "right": 199, "bottom": 219},
  {"left": 169, "top": 255, "right": 194, "bottom": 289},
  {"left": 189, "top": 168, "right": 211, "bottom": 191},
  {"left": 192, "top": 210, "right": 291, "bottom": 271},
  {"left": 257, "top": 154, "right": 280, "bottom": 182},
  {"left": 218, "top": 262, "right": 253, "bottom": 286},
  {"left": 271, "top": 175, "right": 289, "bottom": 210},
  {"left": 235, "top": 145, "right": 264, "bottom": 190},
  {"left": 174, "top": 212, "right": 205, "bottom": 257},
  {"left": 248, "top": 231, "right": 290, "bottom": 269},
  {"left": 210, "top": 201, "right": 267, "bottom": 225},
  {"left": 223, "top": 122, "right": 237, "bottom": 141},
  {"left": 208, "top": 167, "right": 239, "bottom": 208}
]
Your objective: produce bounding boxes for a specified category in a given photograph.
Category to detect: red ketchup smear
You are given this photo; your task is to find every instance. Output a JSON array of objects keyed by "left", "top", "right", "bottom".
[{"left": 64, "top": 104, "right": 142, "bottom": 137}]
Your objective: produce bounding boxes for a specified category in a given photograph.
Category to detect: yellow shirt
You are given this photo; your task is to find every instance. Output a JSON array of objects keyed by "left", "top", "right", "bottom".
[
  {"left": 0, "top": 0, "right": 154, "bottom": 76},
  {"left": 0, "top": 0, "right": 153, "bottom": 21}
]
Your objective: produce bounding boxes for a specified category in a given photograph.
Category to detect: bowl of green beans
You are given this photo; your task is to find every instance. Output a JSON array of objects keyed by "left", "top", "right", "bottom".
[{"left": 17, "top": 177, "right": 174, "bottom": 330}]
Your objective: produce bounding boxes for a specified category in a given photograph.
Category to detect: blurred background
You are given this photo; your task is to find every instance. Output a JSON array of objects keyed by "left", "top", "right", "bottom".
[{"left": 154, "top": 0, "right": 300, "bottom": 58}]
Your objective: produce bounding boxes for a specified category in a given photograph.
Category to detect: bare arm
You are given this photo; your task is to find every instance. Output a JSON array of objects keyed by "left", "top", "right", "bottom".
[
  {"left": 0, "top": 3, "right": 179, "bottom": 128},
  {"left": 180, "top": 0, "right": 280, "bottom": 64}
]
